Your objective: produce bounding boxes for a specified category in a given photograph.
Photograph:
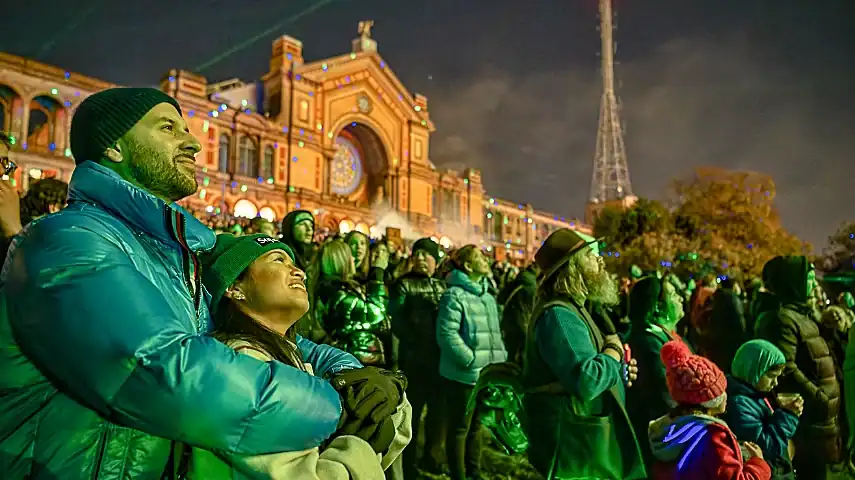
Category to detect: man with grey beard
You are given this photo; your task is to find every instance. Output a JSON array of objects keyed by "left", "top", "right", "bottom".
[{"left": 520, "top": 228, "right": 645, "bottom": 480}]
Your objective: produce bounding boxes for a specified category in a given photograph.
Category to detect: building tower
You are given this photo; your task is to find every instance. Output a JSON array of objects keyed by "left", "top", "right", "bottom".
[{"left": 585, "top": 0, "right": 636, "bottom": 225}]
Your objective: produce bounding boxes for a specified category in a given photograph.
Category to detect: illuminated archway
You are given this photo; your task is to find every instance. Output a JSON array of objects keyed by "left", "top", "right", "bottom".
[
  {"left": 338, "top": 219, "right": 355, "bottom": 234},
  {"left": 233, "top": 199, "right": 258, "bottom": 218},
  {"left": 28, "top": 95, "right": 64, "bottom": 152},
  {"left": 259, "top": 206, "right": 276, "bottom": 222},
  {"left": 0, "top": 85, "right": 23, "bottom": 135},
  {"left": 328, "top": 121, "right": 389, "bottom": 205},
  {"left": 355, "top": 222, "right": 369, "bottom": 235}
]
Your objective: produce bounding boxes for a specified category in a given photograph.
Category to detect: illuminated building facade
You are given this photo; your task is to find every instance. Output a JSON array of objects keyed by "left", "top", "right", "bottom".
[{"left": 0, "top": 23, "right": 587, "bottom": 264}]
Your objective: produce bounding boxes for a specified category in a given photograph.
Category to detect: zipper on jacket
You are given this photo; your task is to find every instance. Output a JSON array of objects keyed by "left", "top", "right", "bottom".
[
  {"left": 165, "top": 208, "right": 203, "bottom": 332},
  {"left": 91, "top": 424, "right": 110, "bottom": 480}
]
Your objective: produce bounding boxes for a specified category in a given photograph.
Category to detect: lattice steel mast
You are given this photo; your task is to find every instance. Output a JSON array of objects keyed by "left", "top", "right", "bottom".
[{"left": 589, "top": 0, "right": 634, "bottom": 207}]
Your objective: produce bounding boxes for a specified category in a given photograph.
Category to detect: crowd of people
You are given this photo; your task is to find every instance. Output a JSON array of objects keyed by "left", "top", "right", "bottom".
[{"left": 1, "top": 86, "right": 855, "bottom": 480}]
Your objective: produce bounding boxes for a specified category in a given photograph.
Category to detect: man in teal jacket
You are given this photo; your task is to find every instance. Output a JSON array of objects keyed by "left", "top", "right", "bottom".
[{"left": 0, "top": 88, "right": 376, "bottom": 479}]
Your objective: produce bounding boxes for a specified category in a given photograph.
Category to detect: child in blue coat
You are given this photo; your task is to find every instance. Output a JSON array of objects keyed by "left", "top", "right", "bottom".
[{"left": 724, "top": 340, "right": 801, "bottom": 479}]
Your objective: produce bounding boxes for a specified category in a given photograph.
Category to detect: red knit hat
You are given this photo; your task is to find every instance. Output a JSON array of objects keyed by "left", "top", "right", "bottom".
[{"left": 660, "top": 340, "right": 727, "bottom": 406}]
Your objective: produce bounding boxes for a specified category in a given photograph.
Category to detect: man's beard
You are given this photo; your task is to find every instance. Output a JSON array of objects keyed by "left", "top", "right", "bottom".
[
  {"left": 127, "top": 140, "right": 197, "bottom": 202},
  {"left": 584, "top": 267, "right": 620, "bottom": 306}
]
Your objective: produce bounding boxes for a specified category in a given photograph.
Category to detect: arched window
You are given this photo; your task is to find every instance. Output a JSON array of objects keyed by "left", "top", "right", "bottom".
[
  {"left": 261, "top": 146, "right": 274, "bottom": 180},
  {"left": 233, "top": 199, "right": 258, "bottom": 219},
  {"left": 218, "top": 134, "right": 230, "bottom": 172},
  {"left": 259, "top": 206, "right": 276, "bottom": 222},
  {"left": 238, "top": 136, "right": 257, "bottom": 177}
]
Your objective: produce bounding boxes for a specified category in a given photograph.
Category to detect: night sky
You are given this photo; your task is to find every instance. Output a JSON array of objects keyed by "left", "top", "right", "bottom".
[{"left": 3, "top": 0, "right": 853, "bottom": 247}]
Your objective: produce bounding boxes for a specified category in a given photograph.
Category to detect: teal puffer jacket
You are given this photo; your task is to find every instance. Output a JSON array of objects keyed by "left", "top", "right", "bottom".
[
  {"left": 0, "top": 162, "right": 360, "bottom": 479},
  {"left": 436, "top": 269, "right": 507, "bottom": 385}
]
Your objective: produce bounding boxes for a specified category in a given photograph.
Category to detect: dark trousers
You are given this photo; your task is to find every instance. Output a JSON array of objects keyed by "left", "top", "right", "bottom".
[
  {"left": 402, "top": 368, "right": 447, "bottom": 478},
  {"left": 442, "top": 378, "right": 483, "bottom": 480}
]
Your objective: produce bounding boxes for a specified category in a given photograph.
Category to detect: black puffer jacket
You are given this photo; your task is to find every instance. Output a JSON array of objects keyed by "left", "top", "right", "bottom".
[
  {"left": 497, "top": 265, "right": 537, "bottom": 366},
  {"left": 755, "top": 256, "right": 841, "bottom": 462},
  {"left": 389, "top": 271, "right": 446, "bottom": 372}
]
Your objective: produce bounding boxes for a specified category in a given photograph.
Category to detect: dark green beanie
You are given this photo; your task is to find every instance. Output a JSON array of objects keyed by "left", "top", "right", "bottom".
[
  {"left": 199, "top": 233, "right": 296, "bottom": 313},
  {"left": 412, "top": 237, "right": 443, "bottom": 263},
  {"left": 70, "top": 87, "right": 182, "bottom": 165}
]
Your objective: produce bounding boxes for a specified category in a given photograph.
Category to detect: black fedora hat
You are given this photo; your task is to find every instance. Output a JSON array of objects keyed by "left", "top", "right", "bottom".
[{"left": 535, "top": 228, "right": 601, "bottom": 286}]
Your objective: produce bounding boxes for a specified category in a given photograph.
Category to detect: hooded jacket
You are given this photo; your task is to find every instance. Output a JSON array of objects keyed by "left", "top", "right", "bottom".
[
  {"left": 0, "top": 162, "right": 359, "bottom": 479},
  {"left": 436, "top": 269, "right": 507, "bottom": 385},
  {"left": 648, "top": 413, "right": 771, "bottom": 480},
  {"left": 754, "top": 256, "right": 840, "bottom": 428},
  {"left": 280, "top": 209, "right": 315, "bottom": 271},
  {"left": 722, "top": 378, "right": 798, "bottom": 474}
]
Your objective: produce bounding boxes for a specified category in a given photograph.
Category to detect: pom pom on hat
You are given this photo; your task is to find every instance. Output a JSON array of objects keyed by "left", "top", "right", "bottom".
[
  {"left": 661, "top": 339, "right": 693, "bottom": 368},
  {"left": 660, "top": 340, "right": 727, "bottom": 407}
]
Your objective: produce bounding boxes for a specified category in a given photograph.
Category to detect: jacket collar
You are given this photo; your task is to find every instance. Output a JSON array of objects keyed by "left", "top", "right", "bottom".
[
  {"left": 67, "top": 162, "right": 215, "bottom": 252},
  {"left": 448, "top": 269, "right": 487, "bottom": 295},
  {"left": 725, "top": 375, "right": 764, "bottom": 398}
]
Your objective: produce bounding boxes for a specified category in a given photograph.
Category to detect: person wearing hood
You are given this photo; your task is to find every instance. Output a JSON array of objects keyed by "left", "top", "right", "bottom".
[
  {"left": 755, "top": 256, "right": 842, "bottom": 478},
  {"left": 280, "top": 209, "right": 316, "bottom": 271},
  {"left": 521, "top": 229, "right": 645, "bottom": 480},
  {"left": 625, "top": 275, "right": 688, "bottom": 467},
  {"left": 496, "top": 262, "right": 540, "bottom": 366},
  {"left": 436, "top": 244, "right": 507, "bottom": 480},
  {"left": 648, "top": 340, "right": 771, "bottom": 480},
  {"left": 723, "top": 340, "right": 801, "bottom": 479},
  {"left": 389, "top": 237, "right": 448, "bottom": 477}
]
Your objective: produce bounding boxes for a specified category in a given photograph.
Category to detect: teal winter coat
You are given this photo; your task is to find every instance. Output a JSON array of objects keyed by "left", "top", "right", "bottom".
[
  {"left": 0, "top": 162, "right": 360, "bottom": 479},
  {"left": 723, "top": 377, "right": 799, "bottom": 475},
  {"left": 436, "top": 269, "right": 507, "bottom": 385}
]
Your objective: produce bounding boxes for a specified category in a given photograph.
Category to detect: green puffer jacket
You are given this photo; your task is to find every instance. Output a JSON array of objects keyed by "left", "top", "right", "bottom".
[
  {"left": 0, "top": 162, "right": 359, "bottom": 479},
  {"left": 315, "top": 274, "right": 391, "bottom": 367}
]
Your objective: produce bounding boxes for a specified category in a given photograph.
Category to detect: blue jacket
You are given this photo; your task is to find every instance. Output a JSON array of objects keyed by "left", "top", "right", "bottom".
[
  {"left": 0, "top": 162, "right": 360, "bottom": 479},
  {"left": 436, "top": 269, "right": 507, "bottom": 385},
  {"left": 723, "top": 376, "right": 799, "bottom": 472}
]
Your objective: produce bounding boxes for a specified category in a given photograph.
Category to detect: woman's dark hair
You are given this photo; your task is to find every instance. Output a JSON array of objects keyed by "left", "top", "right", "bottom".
[
  {"left": 20, "top": 178, "right": 68, "bottom": 225},
  {"left": 211, "top": 271, "right": 303, "bottom": 368}
]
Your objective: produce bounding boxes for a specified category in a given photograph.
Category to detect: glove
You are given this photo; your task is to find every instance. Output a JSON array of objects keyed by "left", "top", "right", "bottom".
[
  {"left": 331, "top": 367, "right": 407, "bottom": 422},
  {"left": 340, "top": 415, "right": 396, "bottom": 455}
]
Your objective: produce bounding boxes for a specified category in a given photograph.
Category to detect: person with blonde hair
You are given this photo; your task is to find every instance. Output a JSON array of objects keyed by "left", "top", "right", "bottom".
[{"left": 308, "top": 239, "right": 392, "bottom": 368}]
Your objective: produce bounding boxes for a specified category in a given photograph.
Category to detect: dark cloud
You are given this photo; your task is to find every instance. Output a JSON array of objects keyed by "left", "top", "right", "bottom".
[{"left": 427, "top": 35, "right": 853, "bottom": 247}]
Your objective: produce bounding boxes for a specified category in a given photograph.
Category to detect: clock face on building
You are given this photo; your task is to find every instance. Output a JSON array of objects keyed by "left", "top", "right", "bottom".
[{"left": 357, "top": 95, "right": 372, "bottom": 113}]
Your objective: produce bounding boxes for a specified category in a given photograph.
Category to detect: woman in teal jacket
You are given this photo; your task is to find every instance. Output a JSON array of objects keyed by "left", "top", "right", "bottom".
[
  {"left": 436, "top": 245, "right": 507, "bottom": 480},
  {"left": 0, "top": 160, "right": 363, "bottom": 479}
]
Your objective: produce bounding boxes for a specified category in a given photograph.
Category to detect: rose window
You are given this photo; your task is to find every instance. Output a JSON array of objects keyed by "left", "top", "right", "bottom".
[{"left": 330, "top": 136, "right": 363, "bottom": 195}]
